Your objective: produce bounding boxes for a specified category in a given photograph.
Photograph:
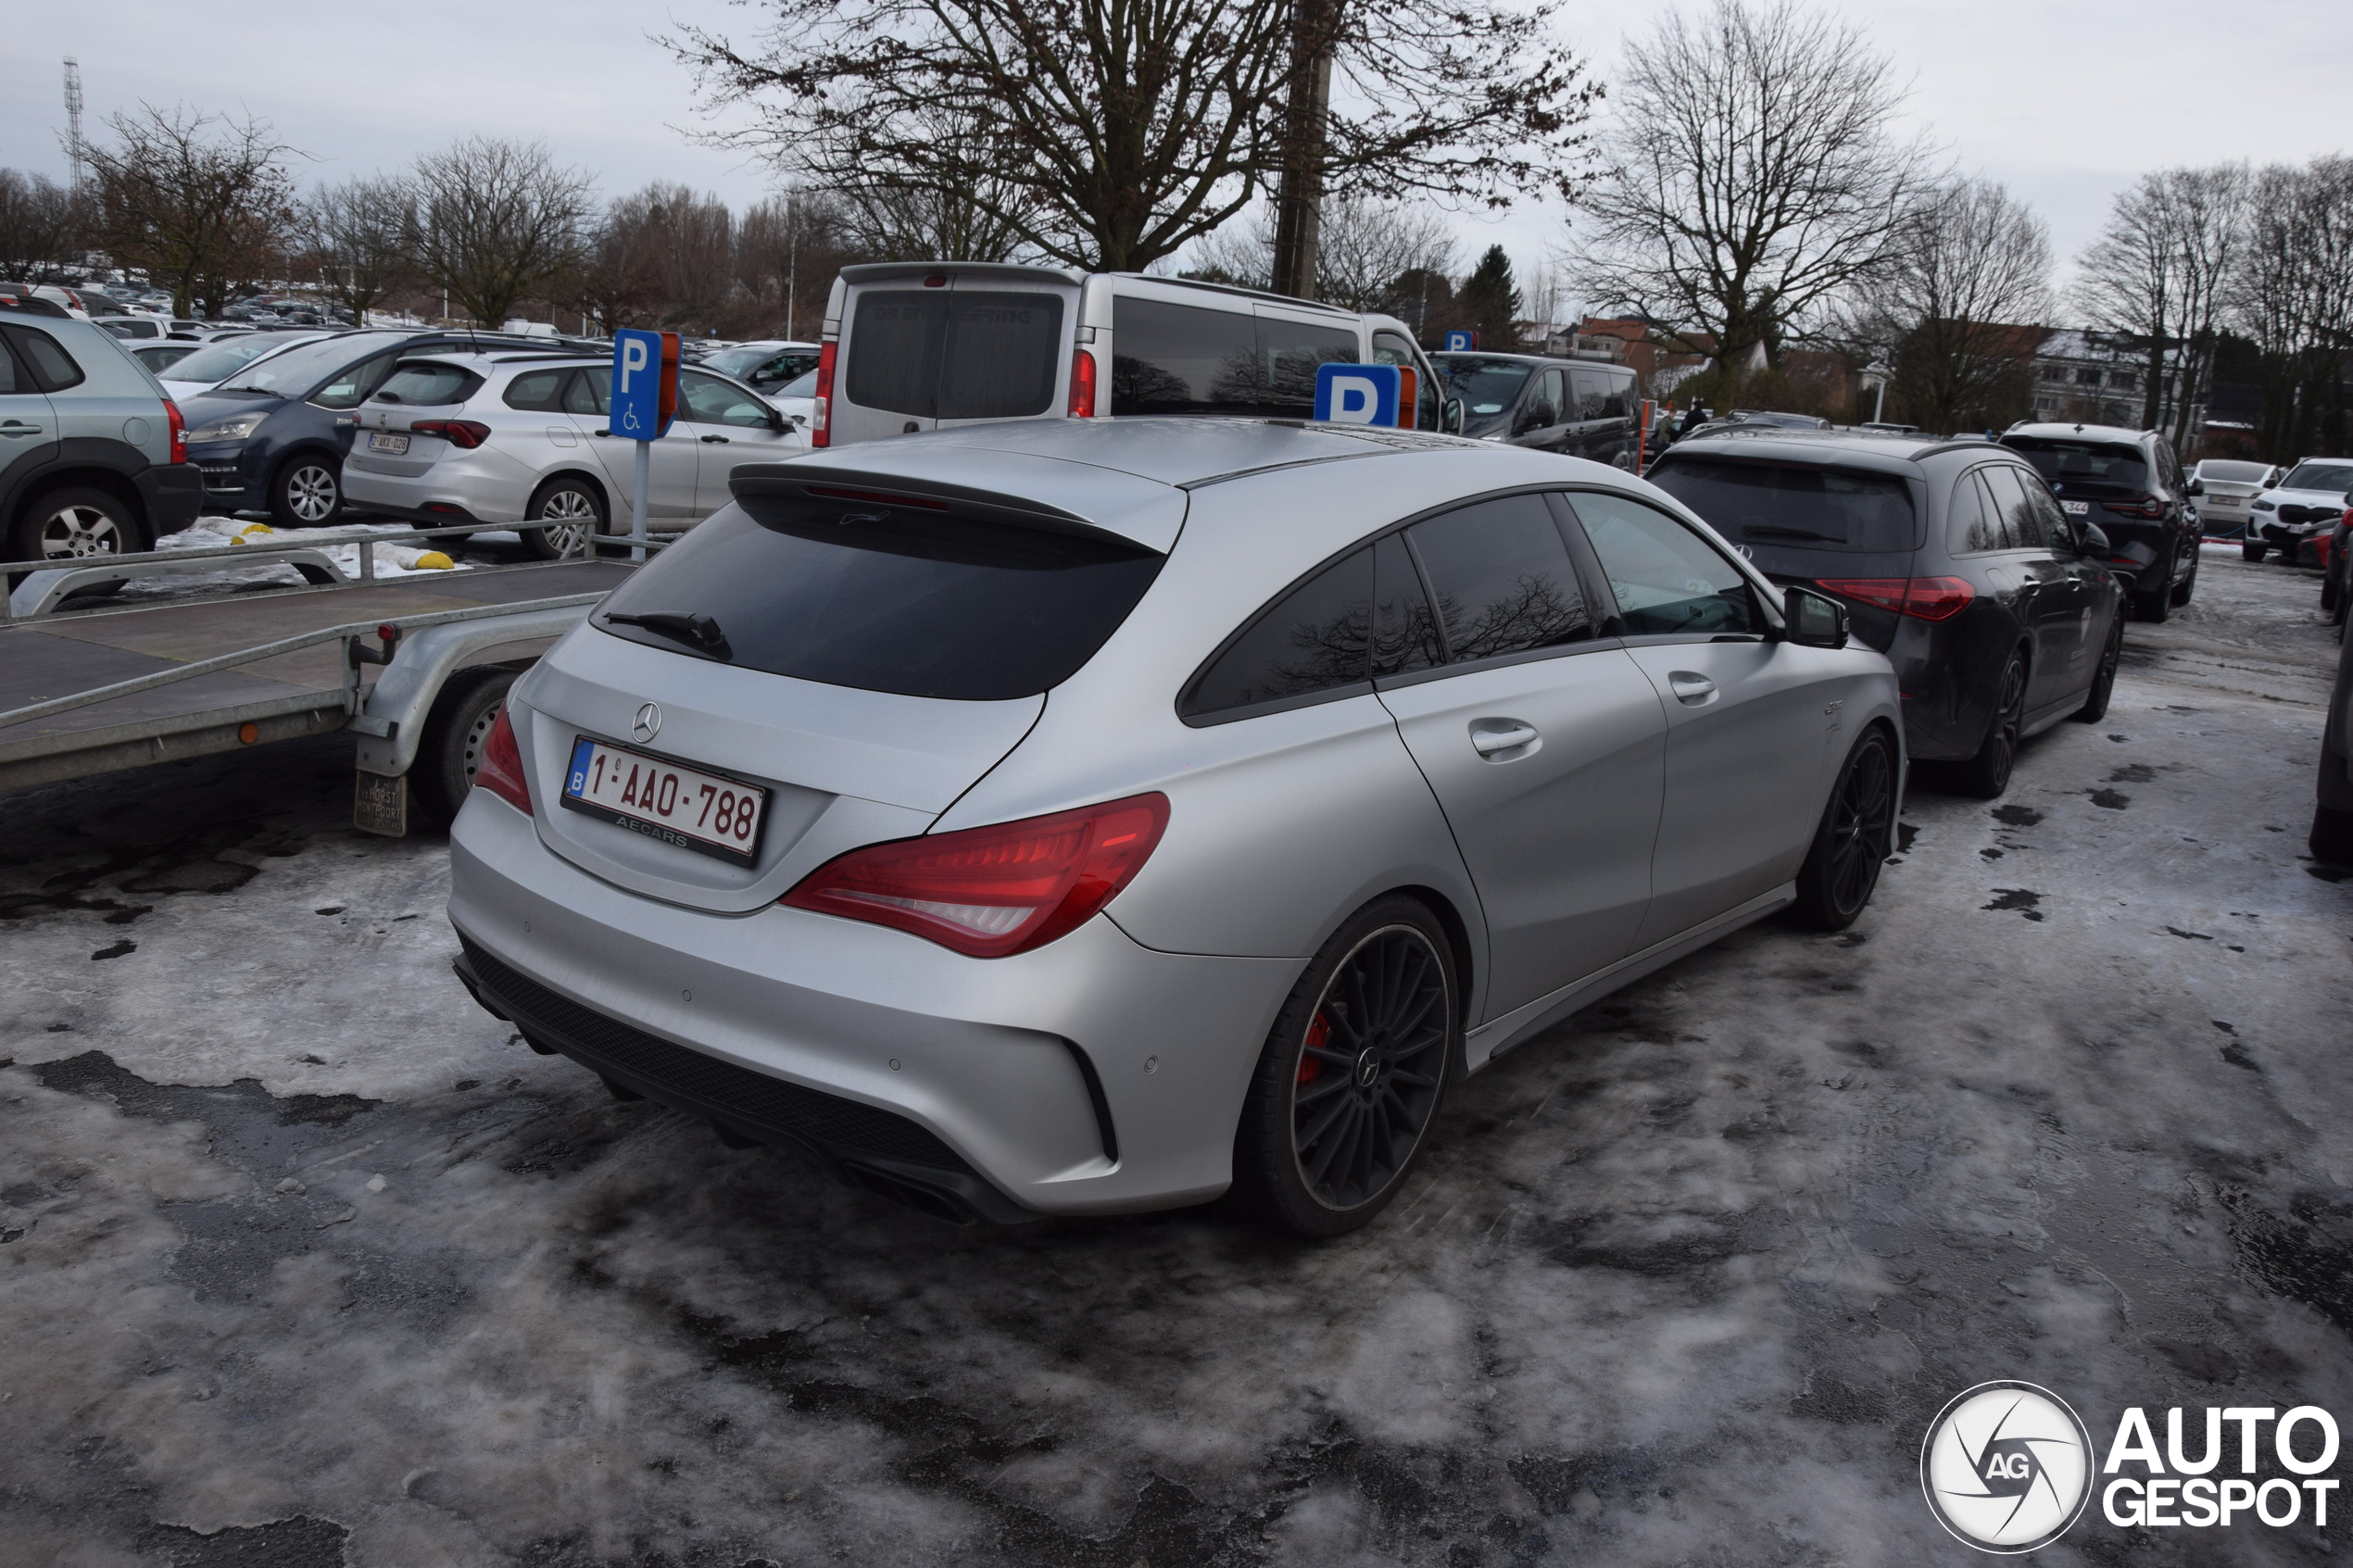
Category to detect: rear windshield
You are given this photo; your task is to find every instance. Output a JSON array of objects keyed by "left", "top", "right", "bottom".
[
  {"left": 844, "top": 289, "right": 1063, "bottom": 420},
  {"left": 2003, "top": 437, "right": 2149, "bottom": 497},
  {"left": 1434, "top": 356, "right": 1533, "bottom": 417},
  {"left": 591, "top": 498, "right": 1164, "bottom": 701},
  {"left": 2198, "top": 460, "right": 2271, "bottom": 483},
  {"left": 1643, "top": 458, "right": 1918, "bottom": 553},
  {"left": 375, "top": 361, "right": 481, "bottom": 406},
  {"left": 2282, "top": 461, "right": 2353, "bottom": 495}
]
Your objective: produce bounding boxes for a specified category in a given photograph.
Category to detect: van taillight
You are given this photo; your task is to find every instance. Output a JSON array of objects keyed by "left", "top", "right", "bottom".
[
  {"left": 812, "top": 339, "right": 836, "bottom": 448},
  {"left": 1069, "top": 347, "right": 1096, "bottom": 418}
]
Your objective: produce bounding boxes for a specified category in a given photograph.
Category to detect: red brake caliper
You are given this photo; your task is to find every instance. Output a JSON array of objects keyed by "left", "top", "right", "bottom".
[{"left": 1298, "top": 1012, "right": 1328, "bottom": 1083}]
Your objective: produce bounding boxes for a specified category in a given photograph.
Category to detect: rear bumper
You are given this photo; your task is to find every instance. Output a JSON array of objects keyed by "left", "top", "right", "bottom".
[
  {"left": 345, "top": 456, "right": 532, "bottom": 526},
  {"left": 446, "top": 788, "right": 1299, "bottom": 1218},
  {"left": 134, "top": 462, "right": 203, "bottom": 536}
]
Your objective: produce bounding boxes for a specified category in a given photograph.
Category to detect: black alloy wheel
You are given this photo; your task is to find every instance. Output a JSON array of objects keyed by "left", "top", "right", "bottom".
[
  {"left": 1230, "top": 897, "right": 1458, "bottom": 1236},
  {"left": 2073, "top": 614, "right": 2124, "bottom": 723},
  {"left": 1789, "top": 729, "right": 1896, "bottom": 930},
  {"left": 1951, "top": 652, "right": 2027, "bottom": 799}
]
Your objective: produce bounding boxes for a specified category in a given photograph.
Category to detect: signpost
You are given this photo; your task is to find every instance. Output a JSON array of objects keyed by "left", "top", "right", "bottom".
[
  {"left": 1313, "top": 363, "right": 1403, "bottom": 427},
  {"left": 610, "top": 329, "right": 680, "bottom": 561}
]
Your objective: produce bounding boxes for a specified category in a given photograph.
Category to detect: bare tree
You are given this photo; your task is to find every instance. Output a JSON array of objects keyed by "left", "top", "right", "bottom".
[
  {"left": 668, "top": 0, "right": 1591, "bottom": 275},
  {"left": 1571, "top": 0, "right": 1934, "bottom": 383},
  {"left": 1183, "top": 195, "right": 1458, "bottom": 313},
  {"left": 1845, "top": 177, "right": 2051, "bottom": 433},
  {"left": 2073, "top": 164, "right": 2249, "bottom": 442},
  {"left": 407, "top": 137, "right": 594, "bottom": 329},
  {"left": 738, "top": 189, "right": 860, "bottom": 339},
  {"left": 82, "top": 105, "right": 299, "bottom": 317},
  {"left": 302, "top": 175, "right": 412, "bottom": 324},
  {"left": 2227, "top": 157, "right": 2353, "bottom": 461},
  {"left": 0, "top": 169, "right": 86, "bottom": 281}
]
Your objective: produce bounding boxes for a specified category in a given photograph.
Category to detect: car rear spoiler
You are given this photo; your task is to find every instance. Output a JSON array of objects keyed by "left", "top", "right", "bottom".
[{"left": 729, "top": 454, "right": 1187, "bottom": 555}]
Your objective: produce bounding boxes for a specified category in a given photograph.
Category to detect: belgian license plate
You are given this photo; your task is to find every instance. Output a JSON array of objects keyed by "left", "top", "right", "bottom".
[
  {"left": 367, "top": 432, "right": 410, "bottom": 455},
  {"left": 2061, "top": 500, "right": 2090, "bottom": 516},
  {"left": 560, "top": 737, "right": 767, "bottom": 865}
]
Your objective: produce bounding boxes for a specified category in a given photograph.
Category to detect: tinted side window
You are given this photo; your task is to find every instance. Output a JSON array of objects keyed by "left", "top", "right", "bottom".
[
  {"left": 1255, "top": 318, "right": 1362, "bottom": 416},
  {"left": 1567, "top": 490, "right": 1759, "bottom": 636},
  {"left": 1979, "top": 464, "right": 2038, "bottom": 548},
  {"left": 1948, "top": 470, "right": 2001, "bottom": 554},
  {"left": 10, "top": 328, "right": 84, "bottom": 391},
  {"left": 1571, "top": 368, "right": 1623, "bottom": 420},
  {"left": 1407, "top": 494, "right": 1592, "bottom": 664},
  {"left": 506, "top": 369, "right": 567, "bottom": 412},
  {"left": 0, "top": 339, "right": 22, "bottom": 394},
  {"left": 1371, "top": 533, "right": 1442, "bottom": 678},
  {"left": 1111, "top": 297, "right": 1258, "bottom": 416},
  {"left": 844, "top": 290, "right": 947, "bottom": 417},
  {"left": 2018, "top": 470, "right": 2069, "bottom": 547},
  {"left": 1181, "top": 548, "right": 1372, "bottom": 719},
  {"left": 563, "top": 367, "right": 610, "bottom": 416},
  {"left": 937, "top": 292, "right": 1064, "bottom": 420},
  {"left": 1524, "top": 370, "right": 1565, "bottom": 428},
  {"left": 1372, "top": 332, "right": 1441, "bottom": 431}
]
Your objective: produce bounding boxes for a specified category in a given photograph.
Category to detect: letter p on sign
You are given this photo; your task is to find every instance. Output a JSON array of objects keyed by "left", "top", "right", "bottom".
[{"left": 1315, "top": 362, "right": 1402, "bottom": 427}]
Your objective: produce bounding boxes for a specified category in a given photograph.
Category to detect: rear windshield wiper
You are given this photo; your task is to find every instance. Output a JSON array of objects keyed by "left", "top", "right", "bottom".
[
  {"left": 1741, "top": 524, "right": 1843, "bottom": 543},
  {"left": 604, "top": 610, "right": 732, "bottom": 660}
]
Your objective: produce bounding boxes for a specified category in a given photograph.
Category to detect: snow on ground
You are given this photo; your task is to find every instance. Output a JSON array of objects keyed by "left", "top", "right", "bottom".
[{"left": 0, "top": 550, "right": 2347, "bottom": 1567}]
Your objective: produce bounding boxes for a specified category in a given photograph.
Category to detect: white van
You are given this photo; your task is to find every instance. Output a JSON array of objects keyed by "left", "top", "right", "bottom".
[{"left": 810, "top": 262, "right": 1460, "bottom": 448}]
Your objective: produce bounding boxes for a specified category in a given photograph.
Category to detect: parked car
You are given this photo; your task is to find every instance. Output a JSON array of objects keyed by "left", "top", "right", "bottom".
[
  {"left": 179, "top": 329, "right": 430, "bottom": 526},
  {"left": 2322, "top": 509, "right": 2350, "bottom": 624},
  {"left": 128, "top": 340, "right": 206, "bottom": 378},
  {"left": 0, "top": 312, "right": 200, "bottom": 562},
  {"left": 156, "top": 329, "right": 335, "bottom": 404},
  {"left": 343, "top": 351, "right": 803, "bottom": 558},
  {"left": 94, "top": 314, "right": 170, "bottom": 340},
  {"left": 812, "top": 263, "right": 1456, "bottom": 448},
  {"left": 2000, "top": 422, "right": 2201, "bottom": 621},
  {"left": 693, "top": 340, "right": 823, "bottom": 408},
  {"left": 1645, "top": 427, "right": 2127, "bottom": 798},
  {"left": 445, "top": 418, "right": 1898, "bottom": 1234},
  {"left": 2245, "top": 458, "right": 2353, "bottom": 567},
  {"left": 1431, "top": 352, "right": 1642, "bottom": 463},
  {"left": 2189, "top": 458, "right": 2278, "bottom": 540}
]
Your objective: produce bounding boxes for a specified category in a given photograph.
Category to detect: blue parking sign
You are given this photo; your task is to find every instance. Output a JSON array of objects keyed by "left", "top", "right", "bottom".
[
  {"left": 610, "top": 328, "right": 676, "bottom": 440},
  {"left": 1443, "top": 330, "right": 1476, "bottom": 352},
  {"left": 1314, "top": 363, "right": 1402, "bottom": 427}
]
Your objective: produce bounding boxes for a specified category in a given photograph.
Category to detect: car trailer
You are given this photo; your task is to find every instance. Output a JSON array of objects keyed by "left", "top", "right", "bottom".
[{"left": 0, "top": 522, "right": 655, "bottom": 832}]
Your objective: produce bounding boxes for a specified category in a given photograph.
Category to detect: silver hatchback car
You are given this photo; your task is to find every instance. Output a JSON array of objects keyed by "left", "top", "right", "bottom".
[{"left": 447, "top": 420, "right": 1902, "bottom": 1233}]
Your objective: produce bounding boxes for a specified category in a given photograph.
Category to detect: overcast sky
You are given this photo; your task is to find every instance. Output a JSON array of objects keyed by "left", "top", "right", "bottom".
[{"left": 6, "top": 0, "right": 2348, "bottom": 317}]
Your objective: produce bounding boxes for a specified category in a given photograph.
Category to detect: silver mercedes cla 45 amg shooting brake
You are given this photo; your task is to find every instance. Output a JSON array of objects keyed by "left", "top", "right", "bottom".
[{"left": 447, "top": 419, "right": 1902, "bottom": 1234}]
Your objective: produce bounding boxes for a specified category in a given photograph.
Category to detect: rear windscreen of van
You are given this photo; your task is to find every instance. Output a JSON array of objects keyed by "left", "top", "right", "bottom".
[
  {"left": 1110, "top": 298, "right": 1358, "bottom": 418},
  {"left": 844, "top": 289, "right": 1063, "bottom": 420},
  {"left": 592, "top": 500, "right": 1163, "bottom": 701},
  {"left": 1644, "top": 458, "right": 1918, "bottom": 553}
]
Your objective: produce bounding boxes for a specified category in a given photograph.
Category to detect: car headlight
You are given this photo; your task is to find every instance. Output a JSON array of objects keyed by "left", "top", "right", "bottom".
[
  {"left": 2253, "top": 498, "right": 2275, "bottom": 511},
  {"left": 185, "top": 414, "right": 264, "bottom": 444}
]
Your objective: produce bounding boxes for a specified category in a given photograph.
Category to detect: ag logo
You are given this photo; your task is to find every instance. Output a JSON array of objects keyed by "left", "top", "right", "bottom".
[{"left": 1921, "top": 1381, "right": 2093, "bottom": 1552}]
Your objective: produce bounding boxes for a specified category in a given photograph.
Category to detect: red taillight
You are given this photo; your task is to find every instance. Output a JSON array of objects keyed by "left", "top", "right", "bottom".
[
  {"left": 1817, "top": 576, "right": 1976, "bottom": 621},
  {"left": 472, "top": 702, "right": 532, "bottom": 814},
  {"left": 410, "top": 419, "right": 490, "bottom": 449},
  {"left": 2101, "top": 494, "right": 2165, "bottom": 520},
  {"left": 782, "top": 793, "right": 1170, "bottom": 958},
  {"left": 812, "top": 339, "right": 836, "bottom": 448},
  {"left": 165, "top": 398, "right": 186, "bottom": 464},
  {"left": 1069, "top": 347, "right": 1097, "bottom": 418}
]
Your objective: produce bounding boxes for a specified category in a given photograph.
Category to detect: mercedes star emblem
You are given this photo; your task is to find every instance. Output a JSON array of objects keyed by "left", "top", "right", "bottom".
[{"left": 632, "top": 702, "right": 661, "bottom": 744}]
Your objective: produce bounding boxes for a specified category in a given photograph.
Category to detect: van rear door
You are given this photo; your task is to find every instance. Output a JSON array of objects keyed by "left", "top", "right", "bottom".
[{"left": 828, "top": 265, "right": 1080, "bottom": 447}]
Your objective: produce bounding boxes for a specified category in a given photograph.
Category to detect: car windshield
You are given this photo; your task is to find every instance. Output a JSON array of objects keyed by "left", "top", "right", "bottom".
[
  {"left": 214, "top": 332, "right": 394, "bottom": 395},
  {"left": 2198, "top": 460, "right": 2271, "bottom": 483},
  {"left": 2281, "top": 462, "right": 2353, "bottom": 494},
  {"left": 1643, "top": 458, "right": 1919, "bottom": 554},
  {"left": 2003, "top": 437, "right": 2150, "bottom": 497},
  {"left": 161, "top": 332, "right": 320, "bottom": 384},
  {"left": 1434, "top": 357, "right": 1532, "bottom": 416}
]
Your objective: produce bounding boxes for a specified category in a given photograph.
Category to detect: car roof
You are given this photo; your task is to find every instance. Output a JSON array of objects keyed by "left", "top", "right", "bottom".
[{"left": 1658, "top": 426, "right": 2000, "bottom": 470}]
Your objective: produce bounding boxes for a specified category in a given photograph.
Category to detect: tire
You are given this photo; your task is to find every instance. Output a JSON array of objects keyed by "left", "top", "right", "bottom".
[
  {"left": 2322, "top": 573, "right": 2341, "bottom": 615},
  {"left": 2314, "top": 805, "right": 2353, "bottom": 868},
  {"left": 1786, "top": 728, "right": 1897, "bottom": 931},
  {"left": 1228, "top": 897, "right": 1460, "bottom": 1237},
  {"left": 409, "top": 666, "right": 517, "bottom": 826},
  {"left": 268, "top": 453, "right": 343, "bottom": 528},
  {"left": 1952, "top": 651, "right": 2027, "bottom": 799},
  {"left": 9, "top": 485, "right": 146, "bottom": 563},
  {"left": 522, "top": 477, "right": 605, "bottom": 561},
  {"left": 2170, "top": 547, "right": 2197, "bottom": 607},
  {"left": 2072, "top": 612, "right": 2123, "bottom": 723},
  {"left": 2244, "top": 540, "right": 2266, "bottom": 563}
]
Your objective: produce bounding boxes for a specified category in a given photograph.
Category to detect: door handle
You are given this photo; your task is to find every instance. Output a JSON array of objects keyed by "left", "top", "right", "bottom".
[
  {"left": 699, "top": 434, "right": 729, "bottom": 444},
  {"left": 1470, "top": 721, "right": 1540, "bottom": 757},
  {"left": 0, "top": 420, "right": 44, "bottom": 436},
  {"left": 593, "top": 428, "right": 610, "bottom": 437},
  {"left": 1667, "top": 671, "right": 1718, "bottom": 705}
]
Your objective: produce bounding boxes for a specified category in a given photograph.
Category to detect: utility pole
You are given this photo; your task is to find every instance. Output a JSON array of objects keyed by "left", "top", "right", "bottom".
[
  {"left": 63, "top": 57, "right": 86, "bottom": 194},
  {"left": 785, "top": 188, "right": 799, "bottom": 340},
  {"left": 1268, "top": 0, "right": 1336, "bottom": 302}
]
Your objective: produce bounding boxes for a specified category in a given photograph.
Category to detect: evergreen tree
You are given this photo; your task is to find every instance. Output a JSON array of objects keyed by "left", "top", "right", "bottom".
[{"left": 1459, "top": 245, "right": 1521, "bottom": 348}]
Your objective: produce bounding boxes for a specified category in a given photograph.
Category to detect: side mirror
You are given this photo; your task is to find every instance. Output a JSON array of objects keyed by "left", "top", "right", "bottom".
[
  {"left": 1782, "top": 586, "right": 1848, "bottom": 649},
  {"left": 769, "top": 407, "right": 787, "bottom": 432},
  {"left": 1441, "top": 396, "right": 1466, "bottom": 435},
  {"left": 2077, "top": 521, "right": 2111, "bottom": 556},
  {"left": 2186, "top": 476, "right": 2205, "bottom": 496}
]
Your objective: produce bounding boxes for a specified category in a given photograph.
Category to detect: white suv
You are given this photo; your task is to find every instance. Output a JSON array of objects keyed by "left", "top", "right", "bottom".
[{"left": 343, "top": 351, "right": 805, "bottom": 558}]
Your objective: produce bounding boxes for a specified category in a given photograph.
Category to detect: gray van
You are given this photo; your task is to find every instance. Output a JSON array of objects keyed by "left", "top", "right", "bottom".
[
  {"left": 812, "top": 263, "right": 1455, "bottom": 448},
  {"left": 1432, "top": 351, "right": 1642, "bottom": 465}
]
